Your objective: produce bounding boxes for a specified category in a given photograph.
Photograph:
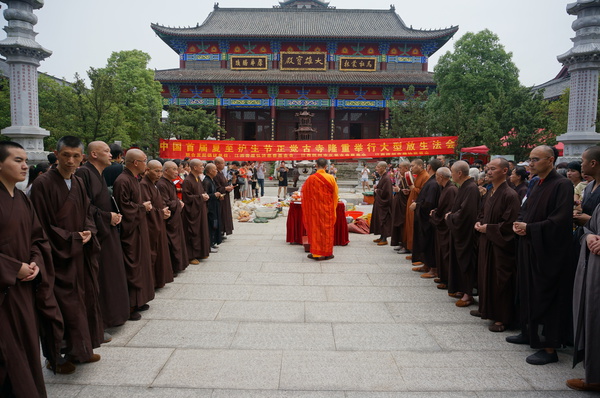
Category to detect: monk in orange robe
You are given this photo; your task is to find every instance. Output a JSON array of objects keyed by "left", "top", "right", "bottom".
[
  {"left": 302, "top": 158, "right": 339, "bottom": 261},
  {"left": 404, "top": 159, "right": 429, "bottom": 253}
]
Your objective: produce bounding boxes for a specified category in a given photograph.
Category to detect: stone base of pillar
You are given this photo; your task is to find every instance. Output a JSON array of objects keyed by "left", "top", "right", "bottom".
[
  {"left": 557, "top": 131, "right": 600, "bottom": 163},
  {"left": 1, "top": 125, "right": 50, "bottom": 163}
]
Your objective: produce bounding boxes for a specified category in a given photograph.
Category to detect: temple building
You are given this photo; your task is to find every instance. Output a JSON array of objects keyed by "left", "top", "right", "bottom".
[{"left": 152, "top": 0, "right": 458, "bottom": 141}]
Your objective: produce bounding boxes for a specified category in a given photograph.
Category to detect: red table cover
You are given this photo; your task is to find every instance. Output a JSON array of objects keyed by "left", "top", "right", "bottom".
[{"left": 286, "top": 202, "right": 349, "bottom": 246}]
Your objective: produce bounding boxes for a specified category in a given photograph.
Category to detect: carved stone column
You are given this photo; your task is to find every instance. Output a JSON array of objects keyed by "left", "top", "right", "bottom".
[
  {"left": 0, "top": 0, "right": 52, "bottom": 163},
  {"left": 557, "top": 0, "right": 600, "bottom": 162}
]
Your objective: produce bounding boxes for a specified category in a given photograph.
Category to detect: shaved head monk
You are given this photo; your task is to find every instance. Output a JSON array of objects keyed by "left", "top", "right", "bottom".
[
  {"left": 370, "top": 161, "right": 393, "bottom": 245},
  {"left": 113, "top": 149, "right": 155, "bottom": 320},
  {"left": 302, "top": 158, "right": 339, "bottom": 261},
  {"left": 182, "top": 159, "right": 211, "bottom": 263},
  {"left": 0, "top": 141, "right": 64, "bottom": 393},
  {"left": 156, "top": 161, "right": 189, "bottom": 275},
  {"left": 141, "top": 160, "right": 174, "bottom": 288},
  {"left": 30, "top": 135, "right": 102, "bottom": 370},
  {"left": 214, "top": 156, "right": 234, "bottom": 239},
  {"left": 75, "top": 141, "right": 129, "bottom": 336}
]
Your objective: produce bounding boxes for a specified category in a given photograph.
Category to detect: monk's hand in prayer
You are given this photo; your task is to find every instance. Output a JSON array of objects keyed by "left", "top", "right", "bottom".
[
  {"left": 401, "top": 188, "right": 410, "bottom": 195},
  {"left": 79, "top": 231, "right": 92, "bottom": 244},
  {"left": 225, "top": 185, "right": 234, "bottom": 192},
  {"left": 444, "top": 211, "right": 451, "bottom": 220},
  {"left": 162, "top": 207, "right": 171, "bottom": 219},
  {"left": 179, "top": 200, "right": 185, "bottom": 209},
  {"left": 409, "top": 202, "right": 416, "bottom": 211},
  {"left": 202, "top": 193, "right": 209, "bottom": 201},
  {"left": 393, "top": 186, "right": 400, "bottom": 193},
  {"left": 513, "top": 222, "right": 527, "bottom": 236},
  {"left": 586, "top": 234, "right": 600, "bottom": 255},
  {"left": 143, "top": 201, "right": 152, "bottom": 212},
  {"left": 20, "top": 262, "right": 39, "bottom": 282},
  {"left": 18, "top": 262, "right": 35, "bottom": 280},
  {"left": 429, "top": 209, "right": 436, "bottom": 217},
  {"left": 474, "top": 222, "right": 487, "bottom": 233},
  {"left": 110, "top": 212, "right": 122, "bottom": 226}
]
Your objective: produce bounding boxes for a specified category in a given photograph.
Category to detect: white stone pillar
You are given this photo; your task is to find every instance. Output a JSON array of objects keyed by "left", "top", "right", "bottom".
[
  {"left": 0, "top": 0, "right": 52, "bottom": 163},
  {"left": 557, "top": 0, "right": 600, "bottom": 162}
]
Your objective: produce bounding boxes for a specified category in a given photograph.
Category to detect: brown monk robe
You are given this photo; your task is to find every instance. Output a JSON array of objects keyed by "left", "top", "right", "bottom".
[
  {"left": 75, "top": 141, "right": 129, "bottom": 328},
  {"left": 411, "top": 159, "right": 442, "bottom": 275},
  {"left": 429, "top": 167, "right": 457, "bottom": 288},
  {"left": 182, "top": 159, "right": 211, "bottom": 263},
  {"left": 511, "top": 146, "right": 574, "bottom": 365},
  {"left": 391, "top": 162, "right": 410, "bottom": 248},
  {"left": 370, "top": 162, "right": 393, "bottom": 244},
  {"left": 29, "top": 136, "right": 102, "bottom": 363},
  {"left": 445, "top": 161, "right": 480, "bottom": 307},
  {"left": 474, "top": 158, "right": 521, "bottom": 332},
  {"left": 113, "top": 149, "right": 155, "bottom": 319},
  {"left": 214, "top": 157, "right": 234, "bottom": 236},
  {"left": 0, "top": 142, "right": 64, "bottom": 396},
  {"left": 405, "top": 159, "right": 429, "bottom": 252},
  {"left": 141, "top": 160, "right": 174, "bottom": 288},
  {"left": 156, "top": 161, "right": 189, "bottom": 274}
]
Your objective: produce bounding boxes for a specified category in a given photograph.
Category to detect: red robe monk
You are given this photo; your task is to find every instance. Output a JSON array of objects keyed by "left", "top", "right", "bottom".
[
  {"left": 405, "top": 160, "right": 429, "bottom": 252},
  {"left": 302, "top": 159, "right": 338, "bottom": 260}
]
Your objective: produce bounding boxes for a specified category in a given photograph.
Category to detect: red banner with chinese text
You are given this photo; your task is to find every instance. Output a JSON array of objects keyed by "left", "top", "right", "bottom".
[{"left": 159, "top": 136, "right": 458, "bottom": 161}]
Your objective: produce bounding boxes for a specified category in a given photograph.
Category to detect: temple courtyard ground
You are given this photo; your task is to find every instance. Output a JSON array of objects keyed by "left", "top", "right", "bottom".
[{"left": 42, "top": 185, "right": 596, "bottom": 397}]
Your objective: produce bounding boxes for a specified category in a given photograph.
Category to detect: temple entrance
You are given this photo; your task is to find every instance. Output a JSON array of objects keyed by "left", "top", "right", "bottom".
[
  {"left": 243, "top": 122, "right": 257, "bottom": 141},
  {"left": 350, "top": 123, "right": 362, "bottom": 139}
]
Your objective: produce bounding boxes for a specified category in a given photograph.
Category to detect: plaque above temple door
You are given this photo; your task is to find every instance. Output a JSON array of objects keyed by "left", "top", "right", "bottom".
[
  {"left": 339, "top": 57, "right": 378, "bottom": 72},
  {"left": 230, "top": 55, "right": 269, "bottom": 70},
  {"left": 280, "top": 52, "right": 327, "bottom": 71}
]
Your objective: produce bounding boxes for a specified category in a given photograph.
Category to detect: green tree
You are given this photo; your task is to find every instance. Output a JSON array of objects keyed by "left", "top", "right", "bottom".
[
  {"left": 479, "top": 87, "right": 554, "bottom": 161},
  {"left": 161, "top": 106, "right": 224, "bottom": 141},
  {"left": 384, "top": 86, "right": 431, "bottom": 138},
  {"left": 431, "top": 29, "right": 521, "bottom": 147},
  {"left": 0, "top": 77, "right": 10, "bottom": 139}
]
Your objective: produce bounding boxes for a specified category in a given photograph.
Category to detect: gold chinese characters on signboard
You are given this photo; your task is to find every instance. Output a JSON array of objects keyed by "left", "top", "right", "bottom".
[
  {"left": 230, "top": 55, "right": 268, "bottom": 70},
  {"left": 339, "top": 57, "right": 377, "bottom": 72},
  {"left": 280, "top": 52, "right": 327, "bottom": 71}
]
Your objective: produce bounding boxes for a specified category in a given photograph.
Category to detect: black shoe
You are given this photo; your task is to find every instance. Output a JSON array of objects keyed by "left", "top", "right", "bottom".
[
  {"left": 506, "top": 333, "right": 529, "bottom": 345},
  {"left": 129, "top": 311, "right": 142, "bottom": 321},
  {"left": 526, "top": 350, "right": 558, "bottom": 365},
  {"left": 136, "top": 304, "right": 150, "bottom": 312}
]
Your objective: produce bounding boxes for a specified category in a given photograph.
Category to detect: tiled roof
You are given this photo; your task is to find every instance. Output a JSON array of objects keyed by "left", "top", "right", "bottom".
[
  {"left": 154, "top": 68, "right": 436, "bottom": 86},
  {"left": 151, "top": 7, "right": 458, "bottom": 41}
]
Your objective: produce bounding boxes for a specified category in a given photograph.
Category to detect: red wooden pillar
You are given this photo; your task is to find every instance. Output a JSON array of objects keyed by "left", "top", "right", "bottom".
[
  {"left": 271, "top": 104, "right": 277, "bottom": 140},
  {"left": 384, "top": 105, "right": 390, "bottom": 134},
  {"left": 216, "top": 104, "right": 223, "bottom": 140},
  {"left": 329, "top": 105, "right": 335, "bottom": 140}
]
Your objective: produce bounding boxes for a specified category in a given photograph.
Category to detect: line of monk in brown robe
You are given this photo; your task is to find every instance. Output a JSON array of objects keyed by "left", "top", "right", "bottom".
[
  {"left": 0, "top": 138, "right": 236, "bottom": 397},
  {"left": 369, "top": 148, "right": 600, "bottom": 390}
]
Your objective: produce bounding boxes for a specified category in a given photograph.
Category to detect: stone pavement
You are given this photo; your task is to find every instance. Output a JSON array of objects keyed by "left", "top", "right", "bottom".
[{"left": 42, "top": 189, "right": 595, "bottom": 397}]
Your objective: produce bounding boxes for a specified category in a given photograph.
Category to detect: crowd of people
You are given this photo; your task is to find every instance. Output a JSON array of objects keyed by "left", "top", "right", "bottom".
[
  {"left": 368, "top": 147, "right": 600, "bottom": 391},
  {"left": 0, "top": 137, "right": 241, "bottom": 397}
]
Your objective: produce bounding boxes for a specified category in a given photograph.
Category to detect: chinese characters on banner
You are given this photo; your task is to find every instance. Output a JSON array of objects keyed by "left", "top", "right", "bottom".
[
  {"left": 230, "top": 55, "right": 268, "bottom": 70},
  {"left": 280, "top": 52, "right": 327, "bottom": 71},
  {"left": 339, "top": 57, "right": 377, "bottom": 72},
  {"left": 159, "top": 137, "right": 458, "bottom": 161}
]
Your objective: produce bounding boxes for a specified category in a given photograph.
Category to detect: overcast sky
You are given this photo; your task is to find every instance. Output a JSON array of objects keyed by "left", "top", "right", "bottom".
[{"left": 1, "top": 0, "right": 575, "bottom": 87}]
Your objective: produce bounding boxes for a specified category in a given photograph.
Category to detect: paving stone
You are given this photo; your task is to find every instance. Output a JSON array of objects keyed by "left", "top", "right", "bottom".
[
  {"left": 391, "top": 350, "right": 510, "bottom": 368},
  {"left": 173, "top": 283, "right": 254, "bottom": 301},
  {"left": 424, "top": 324, "right": 533, "bottom": 351},
  {"left": 261, "top": 262, "right": 322, "bottom": 273},
  {"left": 152, "top": 349, "right": 282, "bottom": 389},
  {"left": 216, "top": 300, "right": 305, "bottom": 322},
  {"left": 280, "top": 351, "right": 405, "bottom": 391},
  {"left": 305, "top": 302, "right": 395, "bottom": 323},
  {"left": 45, "top": 384, "right": 83, "bottom": 398},
  {"left": 304, "top": 272, "right": 373, "bottom": 286},
  {"left": 236, "top": 272, "right": 304, "bottom": 285},
  {"left": 400, "top": 367, "right": 532, "bottom": 391},
  {"left": 140, "top": 299, "right": 223, "bottom": 321},
  {"left": 386, "top": 302, "right": 483, "bottom": 324},
  {"left": 191, "top": 261, "right": 263, "bottom": 273},
  {"left": 333, "top": 323, "right": 441, "bottom": 351},
  {"left": 170, "top": 271, "right": 240, "bottom": 284},
  {"left": 231, "top": 322, "right": 335, "bottom": 350},
  {"left": 325, "top": 286, "right": 407, "bottom": 302},
  {"left": 250, "top": 285, "right": 327, "bottom": 301},
  {"left": 368, "top": 273, "right": 431, "bottom": 286},
  {"left": 212, "top": 390, "right": 345, "bottom": 398},
  {"left": 347, "top": 393, "right": 478, "bottom": 398},
  {"left": 43, "top": 347, "right": 174, "bottom": 386},
  {"left": 76, "top": 386, "right": 212, "bottom": 397},
  {"left": 126, "top": 320, "right": 238, "bottom": 349},
  {"left": 104, "top": 319, "right": 149, "bottom": 347}
]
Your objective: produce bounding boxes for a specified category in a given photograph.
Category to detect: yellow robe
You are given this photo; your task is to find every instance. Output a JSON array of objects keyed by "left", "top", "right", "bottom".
[{"left": 302, "top": 169, "right": 339, "bottom": 257}]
